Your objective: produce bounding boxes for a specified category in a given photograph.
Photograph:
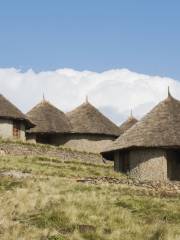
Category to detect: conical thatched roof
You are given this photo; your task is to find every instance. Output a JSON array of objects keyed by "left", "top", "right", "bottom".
[
  {"left": 0, "top": 94, "right": 34, "bottom": 128},
  {"left": 102, "top": 92, "right": 180, "bottom": 153},
  {"left": 119, "top": 115, "right": 138, "bottom": 134},
  {"left": 67, "top": 101, "right": 120, "bottom": 136},
  {"left": 27, "top": 100, "right": 72, "bottom": 133}
]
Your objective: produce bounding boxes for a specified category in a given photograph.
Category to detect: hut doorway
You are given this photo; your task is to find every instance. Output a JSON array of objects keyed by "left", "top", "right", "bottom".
[
  {"left": 114, "top": 151, "right": 129, "bottom": 173},
  {"left": 36, "top": 134, "right": 51, "bottom": 144},
  {"left": 121, "top": 152, "right": 130, "bottom": 173},
  {"left": 166, "top": 150, "right": 180, "bottom": 181}
]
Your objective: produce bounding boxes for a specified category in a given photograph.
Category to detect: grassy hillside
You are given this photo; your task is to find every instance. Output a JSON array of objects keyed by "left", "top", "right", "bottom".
[{"left": 0, "top": 156, "right": 179, "bottom": 240}]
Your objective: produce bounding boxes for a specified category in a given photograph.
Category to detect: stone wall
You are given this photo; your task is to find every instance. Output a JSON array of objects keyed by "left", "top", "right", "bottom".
[
  {"left": 20, "top": 123, "right": 26, "bottom": 141},
  {"left": 0, "top": 142, "right": 104, "bottom": 164},
  {"left": 0, "top": 119, "right": 13, "bottom": 139},
  {"left": 26, "top": 133, "right": 116, "bottom": 154},
  {"left": 0, "top": 119, "right": 26, "bottom": 141},
  {"left": 62, "top": 134, "right": 115, "bottom": 153},
  {"left": 128, "top": 149, "right": 167, "bottom": 181}
]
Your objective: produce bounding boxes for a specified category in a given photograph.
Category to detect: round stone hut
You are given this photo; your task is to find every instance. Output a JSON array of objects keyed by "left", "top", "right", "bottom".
[
  {"left": 26, "top": 99, "right": 72, "bottom": 145},
  {"left": 102, "top": 91, "right": 180, "bottom": 181},
  {"left": 119, "top": 112, "right": 138, "bottom": 135},
  {"left": 0, "top": 94, "right": 34, "bottom": 141},
  {"left": 65, "top": 99, "right": 120, "bottom": 153}
]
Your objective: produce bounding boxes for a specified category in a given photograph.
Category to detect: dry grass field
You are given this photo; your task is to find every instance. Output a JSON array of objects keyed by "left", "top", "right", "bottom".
[{"left": 0, "top": 155, "right": 179, "bottom": 240}]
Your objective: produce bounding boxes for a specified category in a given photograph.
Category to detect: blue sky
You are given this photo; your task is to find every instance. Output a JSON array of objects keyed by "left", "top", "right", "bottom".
[
  {"left": 0, "top": 0, "right": 180, "bottom": 79},
  {"left": 0, "top": 0, "right": 180, "bottom": 123}
]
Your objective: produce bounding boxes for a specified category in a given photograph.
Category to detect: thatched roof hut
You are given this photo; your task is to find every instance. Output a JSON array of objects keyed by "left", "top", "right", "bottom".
[
  {"left": 0, "top": 94, "right": 33, "bottom": 128},
  {"left": 119, "top": 112, "right": 138, "bottom": 135},
  {"left": 102, "top": 90, "right": 180, "bottom": 181},
  {"left": 27, "top": 100, "right": 72, "bottom": 134},
  {"left": 103, "top": 92, "right": 180, "bottom": 153},
  {"left": 67, "top": 100, "right": 120, "bottom": 137},
  {"left": 64, "top": 100, "right": 120, "bottom": 153}
]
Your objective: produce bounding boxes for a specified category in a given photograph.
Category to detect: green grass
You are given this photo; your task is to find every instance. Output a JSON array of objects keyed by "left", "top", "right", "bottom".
[
  {"left": 0, "top": 155, "right": 179, "bottom": 240},
  {"left": 0, "top": 155, "right": 116, "bottom": 178},
  {"left": 0, "top": 176, "right": 25, "bottom": 192}
]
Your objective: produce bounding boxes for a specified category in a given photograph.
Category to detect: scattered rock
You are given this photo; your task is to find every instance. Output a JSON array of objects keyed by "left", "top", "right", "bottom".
[
  {"left": 103, "top": 228, "right": 112, "bottom": 234},
  {"left": 0, "top": 149, "right": 6, "bottom": 156},
  {"left": 76, "top": 176, "right": 180, "bottom": 196},
  {"left": 77, "top": 224, "right": 96, "bottom": 233},
  {"left": 0, "top": 170, "right": 31, "bottom": 179}
]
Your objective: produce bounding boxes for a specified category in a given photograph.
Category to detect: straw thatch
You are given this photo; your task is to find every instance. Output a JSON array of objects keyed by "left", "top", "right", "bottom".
[
  {"left": 102, "top": 93, "right": 180, "bottom": 153},
  {"left": 27, "top": 100, "right": 72, "bottom": 133},
  {"left": 0, "top": 94, "right": 34, "bottom": 128},
  {"left": 67, "top": 101, "right": 120, "bottom": 136},
  {"left": 119, "top": 116, "right": 138, "bottom": 134}
]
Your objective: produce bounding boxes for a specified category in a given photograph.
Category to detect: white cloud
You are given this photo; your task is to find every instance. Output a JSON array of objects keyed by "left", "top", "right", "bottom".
[{"left": 0, "top": 67, "right": 179, "bottom": 124}]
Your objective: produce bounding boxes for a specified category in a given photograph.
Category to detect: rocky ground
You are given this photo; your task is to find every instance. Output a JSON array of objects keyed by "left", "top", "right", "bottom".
[
  {"left": 0, "top": 155, "right": 179, "bottom": 240},
  {"left": 77, "top": 176, "right": 180, "bottom": 197}
]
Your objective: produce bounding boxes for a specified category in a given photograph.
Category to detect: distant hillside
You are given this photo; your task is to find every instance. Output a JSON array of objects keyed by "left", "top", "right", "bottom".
[{"left": 0, "top": 155, "right": 179, "bottom": 240}]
